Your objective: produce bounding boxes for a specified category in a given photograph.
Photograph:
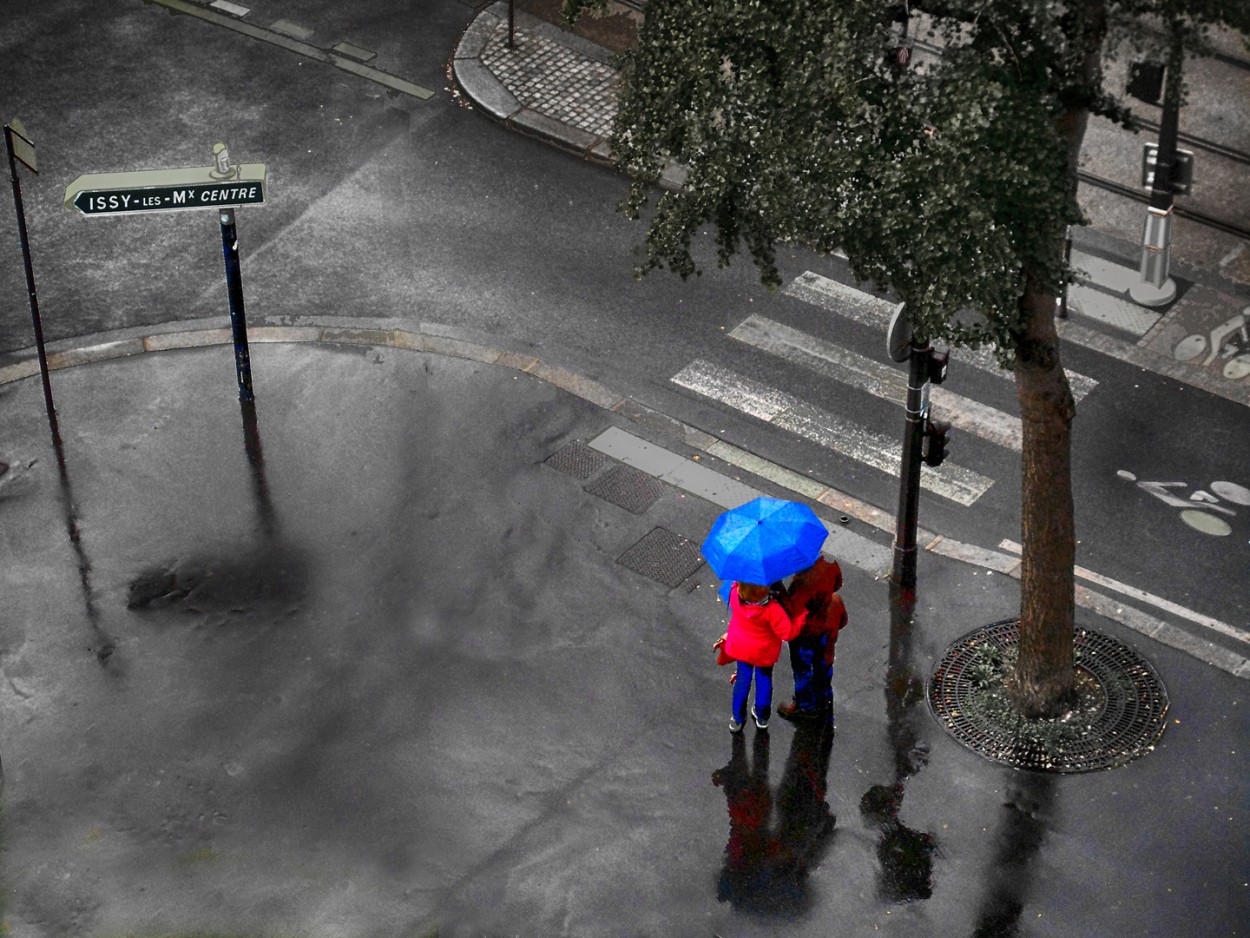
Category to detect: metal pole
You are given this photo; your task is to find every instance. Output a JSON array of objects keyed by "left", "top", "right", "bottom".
[
  {"left": 891, "top": 343, "right": 929, "bottom": 590},
  {"left": 218, "top": 208, "right": 254, "bottom": 402},
  {"left": 1058, "top": 226, "right": 1072, "bottom": 319},
  {"left": 1130, "top": 27, "right": 1184, "bottom": 307},
  {"left": 508, "top": 0, "right": 515, "bottom": 49},
  {"left": 4, "top": 124, "right": 58, "bottom": 431}
]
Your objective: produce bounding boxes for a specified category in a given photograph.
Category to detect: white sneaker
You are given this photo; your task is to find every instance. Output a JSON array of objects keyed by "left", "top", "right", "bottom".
[{"left": 729, "top": 717, "right": 744, "bottom": 733}]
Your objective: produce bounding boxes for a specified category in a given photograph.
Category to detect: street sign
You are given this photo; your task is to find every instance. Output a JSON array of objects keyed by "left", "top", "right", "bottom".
[
  {"left": 64, "top": 163, "right": 267, "bottom": 216},
  {"left": 887, "top": 302, "right": 912, "bottom": 362}
]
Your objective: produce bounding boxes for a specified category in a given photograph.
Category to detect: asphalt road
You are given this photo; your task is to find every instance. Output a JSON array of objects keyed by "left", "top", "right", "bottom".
[{"left": 2, "top": 0, "right": 1247, "bottom": 640}]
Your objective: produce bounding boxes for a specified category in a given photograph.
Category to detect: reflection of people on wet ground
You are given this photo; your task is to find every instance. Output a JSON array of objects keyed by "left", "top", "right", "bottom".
[
  {"left": 724, "top": 581, "right": 806, "bottom": 732},
  {"left": 860, "top": 782, "right": 937, "bottom": 902},
  {"left": 778, "top": 558, "right": 847, "bottom": 723},
  {"left": 713, "top": 721, "right": 836, "bottom": 914}
]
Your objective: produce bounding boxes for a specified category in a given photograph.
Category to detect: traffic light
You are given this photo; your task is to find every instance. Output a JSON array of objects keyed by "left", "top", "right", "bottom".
[
  {"left": 922, "top": 417, "right": 950, "bottom": 467},
  {"left": 1127, "top": 60, "right": 1164, "bottom": 105},
  {"left": 884, "top": 6, "right": 913, "bottom": 70},
  {"left": 926, "top": 349, "right": 949, "bottom": 385}
]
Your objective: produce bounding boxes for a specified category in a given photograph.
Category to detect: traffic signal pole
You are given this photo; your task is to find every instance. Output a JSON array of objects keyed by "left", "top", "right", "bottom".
[{"left": 892, "top": 342, "right": 930, "bottom": 591}]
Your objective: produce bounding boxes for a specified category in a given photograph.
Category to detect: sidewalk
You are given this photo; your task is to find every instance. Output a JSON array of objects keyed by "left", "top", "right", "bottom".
[
  {"left": 452, "top": 0, "right": 1250, "bottom": 407},
  {"left": 0, "top": 324, "right": 1246, "bottom": 936}
]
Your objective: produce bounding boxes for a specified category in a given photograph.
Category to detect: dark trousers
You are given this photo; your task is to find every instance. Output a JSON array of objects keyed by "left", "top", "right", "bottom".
[{"left": 789, "top": 633, "right": 832, "bottom": 712}]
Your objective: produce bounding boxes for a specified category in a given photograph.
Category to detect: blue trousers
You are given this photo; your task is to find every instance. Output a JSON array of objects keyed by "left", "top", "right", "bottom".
[
  {"left": 789, "top": 633, "right": 833, "bottom": 712},
  {"left": 732, "top": 662, "right": 773, "bottom": 723}
]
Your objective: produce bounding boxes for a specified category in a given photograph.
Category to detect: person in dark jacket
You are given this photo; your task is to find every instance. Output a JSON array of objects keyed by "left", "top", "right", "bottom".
[{"left": 778, "top": 557, "right": 847, "bottom": 722}]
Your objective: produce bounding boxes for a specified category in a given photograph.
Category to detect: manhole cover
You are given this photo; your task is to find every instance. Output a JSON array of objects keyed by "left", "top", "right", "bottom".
[
  {"left": 617, "top": 527, "right": 705, "bottom": 588},
  {"left": 585, "top": 464, "right": 667, "bottom": 514},
  {"left": 545, "top": 439, "right": 610, "bottom": 480},
  {"left": 928, "top": 620, "right": 1169, "bottom": 773}
]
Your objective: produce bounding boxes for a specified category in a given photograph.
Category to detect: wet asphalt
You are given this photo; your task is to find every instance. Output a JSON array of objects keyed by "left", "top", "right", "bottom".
[
  {"left": 0, "top": 337, "right": 1246, "bottom": 936},
  {"left": 0, "top": 0, "right": 1247, "bottom": 934}
]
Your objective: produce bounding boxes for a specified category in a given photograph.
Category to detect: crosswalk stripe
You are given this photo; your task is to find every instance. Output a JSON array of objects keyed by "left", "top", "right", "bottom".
[
  {"left": 731, "top": 314, "right": 1023, "bottom": 451},
  {"left": 783, "top": 271, "right": 1098, "bottom": 402},
  {"left": 671, "top": 359, "right": 994, "bottom": 506}
]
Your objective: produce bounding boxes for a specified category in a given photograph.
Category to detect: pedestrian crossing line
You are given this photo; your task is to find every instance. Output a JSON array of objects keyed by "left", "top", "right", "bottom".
[
  {"left": 731, "top": 314, "right": 1023, "bottom": 451},
  {"left": 999, "top": 539, "right": 1250, "bottom": 648},
  {"left": 783, "top": 271, "right": 1099, "bottom": 402},
  {"left": 671, "top": 359, "right": 994, "bottom": 507}
]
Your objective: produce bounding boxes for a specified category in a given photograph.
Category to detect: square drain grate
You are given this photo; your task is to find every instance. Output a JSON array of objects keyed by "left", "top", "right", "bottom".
[
  {"left": 545, "top": 439, "right": 611, "bottom": 480},
  {"left": 585, "top": 464, "right": 667, "bottom": 514},
  {"left": 617, "top": 527, "right": 705, "bottom": 588}
]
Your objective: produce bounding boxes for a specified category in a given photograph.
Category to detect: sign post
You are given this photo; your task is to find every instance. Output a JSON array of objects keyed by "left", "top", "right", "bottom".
[
  {"left": 218, "top": 206, "right": 253, "bottom": 402},
  {"left": 65, "top": 145, "right": 267, "bottom": 400},
  {"left": 5, "top": 118, "right": 60, "bottom": 431}
]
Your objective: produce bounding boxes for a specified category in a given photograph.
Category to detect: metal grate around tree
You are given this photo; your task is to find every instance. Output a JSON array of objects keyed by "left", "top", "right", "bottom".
[{"left": 928, "top": 619, "right": 1170, "bottom": 773}]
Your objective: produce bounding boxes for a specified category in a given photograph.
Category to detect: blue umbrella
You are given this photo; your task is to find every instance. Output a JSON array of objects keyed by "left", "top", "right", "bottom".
[{"left": 701, "top": 497, "right": 828, "bottom": 586}]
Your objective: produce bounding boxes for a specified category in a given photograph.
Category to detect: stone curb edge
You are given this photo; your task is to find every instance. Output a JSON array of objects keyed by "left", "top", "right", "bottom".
[
  {"left": 4, "top": 321, "right": 1245, "bottom": 679},
  {"left": 450, "top": 3, "right": 688, "bottom": 190},
  {"left": 143, "top": 0, "right": 436, "bottom": 99}
]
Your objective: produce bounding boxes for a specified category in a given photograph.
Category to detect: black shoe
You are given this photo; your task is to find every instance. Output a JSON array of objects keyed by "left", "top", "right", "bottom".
[{"left": 778, "top": 700, "right": 822, "bottom": 722}]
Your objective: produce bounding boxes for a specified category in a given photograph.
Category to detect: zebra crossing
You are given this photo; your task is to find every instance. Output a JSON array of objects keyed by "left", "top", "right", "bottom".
[{"left": 670, "top": 271, "right": 1101, "bottom": 507}]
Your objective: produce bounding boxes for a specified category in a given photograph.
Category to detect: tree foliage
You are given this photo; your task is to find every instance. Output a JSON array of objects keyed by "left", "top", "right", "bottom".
[{"left": 566, "top": 0, "right": 1247, "bottom": 357}]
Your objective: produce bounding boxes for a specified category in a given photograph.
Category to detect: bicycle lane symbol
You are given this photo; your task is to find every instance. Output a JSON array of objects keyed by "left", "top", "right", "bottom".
[{"left": 1118, "top": 471, "right": 1250, "bottom": 538}]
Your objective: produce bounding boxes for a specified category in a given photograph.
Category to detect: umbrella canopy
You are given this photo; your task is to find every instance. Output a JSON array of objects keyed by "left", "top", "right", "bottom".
[{"left": 701, "top": 497, "right": 828, "bottom": 586}]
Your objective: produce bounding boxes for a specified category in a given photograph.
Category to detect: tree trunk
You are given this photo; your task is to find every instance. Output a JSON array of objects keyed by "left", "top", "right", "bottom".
[
  {"left": 1008, "top": 281, "right": 1077, "bottom": 718},
  {"left": 1006, "top": 0, "right": 1107, "bottom": 719}
]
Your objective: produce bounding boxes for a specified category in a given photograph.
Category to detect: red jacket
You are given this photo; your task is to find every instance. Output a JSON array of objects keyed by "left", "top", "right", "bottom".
[
  {"left": 783, "top": 558, "right": 847, "bottom": 640},
  {"left": 781, "top": 557, "right": 848, "bottom": 664},
  {"left": 725, "top": 584, "right": 806, "bottom": 667}
]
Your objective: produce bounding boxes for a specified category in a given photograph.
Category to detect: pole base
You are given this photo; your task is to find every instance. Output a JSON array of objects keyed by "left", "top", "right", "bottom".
[{"left": 1129, "top": 277, "right": 1177, "bottom": 308}]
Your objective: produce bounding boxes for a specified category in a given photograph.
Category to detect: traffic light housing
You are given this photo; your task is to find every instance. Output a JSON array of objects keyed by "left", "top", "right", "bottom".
[
  {"left": 922, "top": 417, "right": 950, "bottom": 467},
  {"left": 926, "top": 349, "right": 949, "bottom": 385},
  {"left": 1127, "top": 60, "right": 1164, "bottom": 104}
]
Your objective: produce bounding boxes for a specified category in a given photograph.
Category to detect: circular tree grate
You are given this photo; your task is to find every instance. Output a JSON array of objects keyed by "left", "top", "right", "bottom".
[{"left": 928, "top": 619, "right": 1169, "bottom": 773}]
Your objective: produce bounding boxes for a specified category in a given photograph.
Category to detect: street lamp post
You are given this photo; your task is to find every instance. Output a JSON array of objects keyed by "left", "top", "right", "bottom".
[{"left": 1130, "top": 27, "right": 1188, "bottom": 308}]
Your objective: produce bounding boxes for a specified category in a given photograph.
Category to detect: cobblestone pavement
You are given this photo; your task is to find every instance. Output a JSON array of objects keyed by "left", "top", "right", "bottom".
[{"left": 481, "top": 23, "right": 619, "bottom": 137}]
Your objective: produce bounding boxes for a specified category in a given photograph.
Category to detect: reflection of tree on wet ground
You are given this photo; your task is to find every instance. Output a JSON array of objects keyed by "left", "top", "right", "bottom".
[
  {"left": 712, "top": 720, "right": 836, "bottom": 916},
  {"left": 971, "top": 771, "right": 1057, "bottom": 937},
  {"left": 859, "top": 584, "right": 938, "bottom": 903}
]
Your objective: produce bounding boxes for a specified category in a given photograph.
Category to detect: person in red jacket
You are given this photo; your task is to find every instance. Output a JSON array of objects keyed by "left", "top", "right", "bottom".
[
  {"left": 724, "top": 581, "right": 807, "bottom": 731},
  {"left": 777, "top": 557, "right": 847, "bottom": 722}
]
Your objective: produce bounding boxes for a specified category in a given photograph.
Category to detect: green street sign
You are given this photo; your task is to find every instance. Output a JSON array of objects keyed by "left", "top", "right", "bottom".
[{"left": 64, "top": 163, "right": 267, "bottom": 216}]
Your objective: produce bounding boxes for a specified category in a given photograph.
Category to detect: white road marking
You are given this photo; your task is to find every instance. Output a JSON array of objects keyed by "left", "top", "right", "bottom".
[
  {"left": 671, "top": 359, "right": 994, "bottom": 506},
  {"left": 784, "top": 271, "right": 1099, "bottom": 401},
  {"left": 999, "top": 539, "right": 1250, "bottom": 647},
  {"left": 731, "top": 314, "right": 1024, "bottom": 451}
]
